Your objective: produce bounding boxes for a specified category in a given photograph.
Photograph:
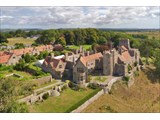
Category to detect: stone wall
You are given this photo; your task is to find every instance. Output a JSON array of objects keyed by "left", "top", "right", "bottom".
[
  {"left": 18, "top": 82, "right": 68, "bottom": 104},
  {"left": 71, "top": 89, "right": 104, "bottom": 113},
  {"left": 33, "top": 75, "right": 52, "bottom": 86}
]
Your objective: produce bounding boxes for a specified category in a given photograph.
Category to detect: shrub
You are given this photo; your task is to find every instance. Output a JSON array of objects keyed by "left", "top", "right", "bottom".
[
  {"left": 122, "top": 76, "right": 130, "bottom": 82},
  {"left": 42, "top": 93, "right": 49, "bottom": 100},
  {"left": 61, "top": 84, "right": 68, "bottom": 90},
  {"left": 134, "top": 62, "right": 138, "bottom": 67},
  {"left": 65, "top": 88, "right": 101, "bottom": 113},
  {"left": 88, "top": 83, "right": 99, "bottom": 89},
  {"left": 127, "top": 64, "right": 132, "bottom": 73},
  {"left": 134, "top": 71, "right": 139, "bottom": 77}
]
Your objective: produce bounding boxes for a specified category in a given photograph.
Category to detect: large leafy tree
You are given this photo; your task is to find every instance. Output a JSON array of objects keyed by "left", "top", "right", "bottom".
[
  {"left": 56, "top": 36, "right": 66, "bottom": 47},
  {"left": 0, "top": 32, "right": 8, "bottom": 43},
  {"left": 0, "top": 78, "right": 28, "bottom": 112},
  {"left": 35, "top": 30, "right": 56, "bottom": 44}
]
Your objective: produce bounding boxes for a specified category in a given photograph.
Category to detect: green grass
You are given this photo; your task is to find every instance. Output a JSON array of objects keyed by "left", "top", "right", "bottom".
[
  {"left": 66, "top": 45, "right": 91, "bottom": 50},
  {"left": 34, "top": 80, "right": 58, "bottom": 89},
  {"left": 126, "top": 31, "right": 160, "bottom": 40},
  {"left": 7, "top": 37, "right": 36, "bottom": 45},
  {"left": 29, "top": 88, "right": 99, "bottom": 113},
  {"left": 83, "top": 69, "right": 160, "bottom": 113},
  {"left": 91, "top": 76, "right": 108, "bottom": 82}
]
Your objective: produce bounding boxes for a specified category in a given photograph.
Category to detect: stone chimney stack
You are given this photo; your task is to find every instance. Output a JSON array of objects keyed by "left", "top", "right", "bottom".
[
  {"left": 51, "top": 53, "right": 54, "bottom": 58},
  {"left": 65, "top": 52, "right": 68, "bottom": 61},
  {"left": 80, "top": 46, "right": 83, "bottom": 53},
  {"left": 76, "top": 49, "right": 78, "bottom": 54},
  {"left": 87, "top": 51, "right": 90, "bottom": 56}
]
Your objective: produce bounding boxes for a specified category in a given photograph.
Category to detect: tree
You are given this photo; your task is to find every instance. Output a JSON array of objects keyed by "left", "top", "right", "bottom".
[
  {"left": 14, "top": 43, "right": 25, "bottom": 49},
  {"left": 0, "top": 32, "right": 8, "bottom": 43},
  {"left": 0, "top": 78, "right": 29, "bottom": 112},
  {"left": 98, "top": 36, "right": 107, "bottom": 44},
  {"left": 154, "top": 49, "right": 160, "bottom": 76},
  {"left": 56, "top": 36, "right": 66, "bottom": 47},
  {"left": 14, "top": 59, "right": 26, "bottom": 71},
  {"left": 35, "top": 30, "right": 56, "bottom": 45}
]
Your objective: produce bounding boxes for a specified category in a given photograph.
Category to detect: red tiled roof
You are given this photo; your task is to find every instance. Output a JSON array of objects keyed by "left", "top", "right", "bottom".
[
  {"left": 11, "top": 49, "right": 24, "bottom": 56},
  {"left": 121, "top": 45, "right": 128, "bottom": 51},
  {"left": 37, "top": 46, "right": 47, "bottom": 52},
  {"left": 118, "top": 51, "right": 132, "bottom": 63},
  {"left": 80, "top": 52, "right": 103, "bottom": 66},
  {"left": 0, "top": 54, "right": 13, "bottom": 64},
  {"left": 44, "top": 56, "right": 64, "bottom": 69},
  {"left": 24, "top": 47, "right": 33, "bottom": 54}
]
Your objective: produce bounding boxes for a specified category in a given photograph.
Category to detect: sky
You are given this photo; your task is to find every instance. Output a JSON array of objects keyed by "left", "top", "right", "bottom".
[{"left": 0, "top": 6, "right": 159, "bottom": 29}]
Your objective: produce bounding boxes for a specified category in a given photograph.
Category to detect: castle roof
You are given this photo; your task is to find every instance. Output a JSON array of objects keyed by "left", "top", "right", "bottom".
[
  {"left": 118, "top": 51, "right": 132, "bottom": 63},
  {"left": 80, "top": 52, "right": 103, "bottom": 67},
  {"left": 121, "top": 45, "right": 128, "bottom": 51}
]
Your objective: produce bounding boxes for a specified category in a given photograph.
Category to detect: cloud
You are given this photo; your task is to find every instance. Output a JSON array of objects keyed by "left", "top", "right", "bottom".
[{"left": 0, "top": 6, "right": 159, "bottom": 28}]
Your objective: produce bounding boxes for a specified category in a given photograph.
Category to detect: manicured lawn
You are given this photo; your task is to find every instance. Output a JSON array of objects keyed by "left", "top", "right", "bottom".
[
  {"left": 7, "top": 37, "right": 36, "bottom": 45},
  {"left": 29, "top": 88, "right": 97, "bottom": 113},
  {"left": 34, "top": 80, "right": 58, "bottom": 89},
  {"left": 91, "top": 76, "right": 108, "bottom": 83}
]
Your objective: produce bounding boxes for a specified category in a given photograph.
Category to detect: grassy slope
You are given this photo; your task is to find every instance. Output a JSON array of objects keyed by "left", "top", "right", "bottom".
[
  {"left": 29, "top": 88, "right": 96, "bottom": 113},
  {"left": 7, "top": 37, "right": 36, "bottom": 45},
  {"left": 82, "top": 68, "right": 160, "bottom": 113}
]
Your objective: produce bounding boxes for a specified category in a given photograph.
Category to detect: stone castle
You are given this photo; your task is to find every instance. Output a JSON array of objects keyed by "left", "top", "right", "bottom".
[{"left": 73, "top": 39, "right": 142, "bottom": 84}]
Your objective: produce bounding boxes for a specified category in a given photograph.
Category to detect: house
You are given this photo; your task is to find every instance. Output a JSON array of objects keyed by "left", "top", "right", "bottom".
[
  {"left": 73, "top": 52, "right": 103, "bottom": 84},
  {"left": 42, "top": 53, "right": 66, "bottom": 79},
  {"left": 0, "top": 45, "right": 53, "bottom": 65},
  {"left": 0, "top": 52, "right": 20, "bottom": 65}
]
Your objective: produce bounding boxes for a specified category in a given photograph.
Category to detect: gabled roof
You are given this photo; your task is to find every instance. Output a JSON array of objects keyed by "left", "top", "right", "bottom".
[
  {"left": 121, "top": 45, "right": 128, "bottom": 51},
  {"left": 118, "top": 51, "right": 132, "bottom": 63},
  {"left": 0, "top": 53, "right": 13, "bottom": 64},
  {"left": 80, "top": 52, "right": 103, "bottom": 66},
  {"left": 11, "top": 49, "right": 25, "bottom": 56},
  {"left": 44, "top": 56, "right": 65, "bottom": 69}
]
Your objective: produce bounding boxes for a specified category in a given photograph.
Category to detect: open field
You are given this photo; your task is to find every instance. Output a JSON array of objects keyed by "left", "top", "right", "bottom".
[
  {"left": 126, "top": 31, "right": 160, "bottom": 40},
  {"left": 7, "top": 37, "right": 36, "bottom": 45},
  {"left": 82, "top": 68, "right": 160, "bottom": 113},
  {"left": 29, "top": 88, "right": 97, "bottom": 113},
  {"left": 67, "top": 45, "right": 91, "bottom": 50}
]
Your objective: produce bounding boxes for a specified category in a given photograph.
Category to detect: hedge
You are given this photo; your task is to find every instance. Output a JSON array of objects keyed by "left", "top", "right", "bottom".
[{"left": 65, "top": 88, "right": 102, "bottom": 113}]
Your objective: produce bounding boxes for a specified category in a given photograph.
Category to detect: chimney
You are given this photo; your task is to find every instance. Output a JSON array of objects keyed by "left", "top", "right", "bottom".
[
  {"left": 51, "top": 53, "right": 54, "bottom": 58},
  {"left": 87, "top": 51, "right": 90, "bottom": 56},
  {"left": 80, "top": 46, "right": 83, "bottom": 53},
  {"left": 65, "top": 52, "right": 68, "bottom": 61},
  {"left": 76, "top": 49, "right": 78, "bottom": 54}
]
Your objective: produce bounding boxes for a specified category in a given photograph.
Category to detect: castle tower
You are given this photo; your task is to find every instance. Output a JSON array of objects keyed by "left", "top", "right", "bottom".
[
  {"left": 103, "top": 51, "right": 113, "bottom": 76},
  {"left": 119, "top": 39, "right": 131, "bottom": 49}
]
